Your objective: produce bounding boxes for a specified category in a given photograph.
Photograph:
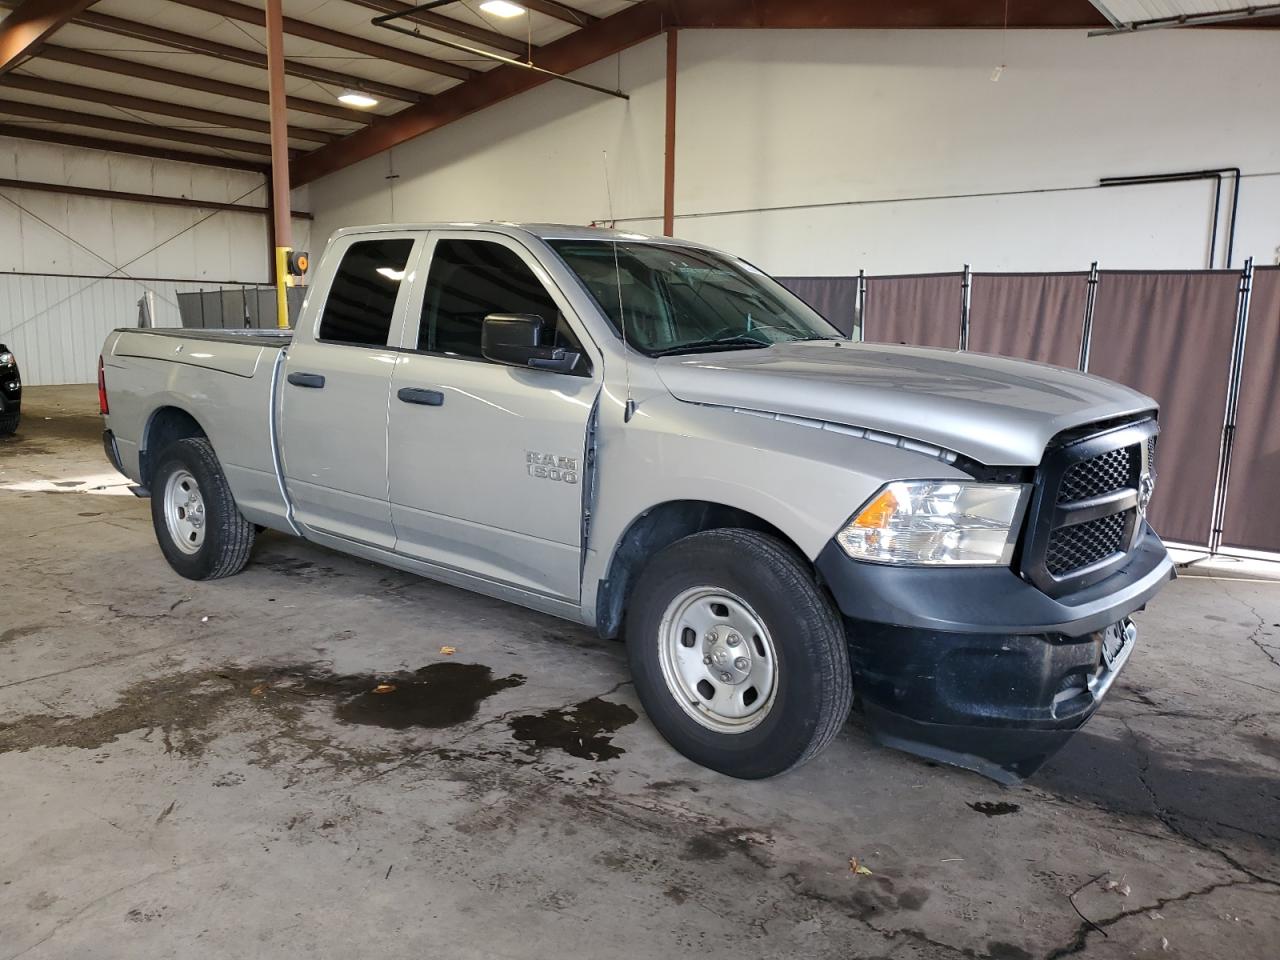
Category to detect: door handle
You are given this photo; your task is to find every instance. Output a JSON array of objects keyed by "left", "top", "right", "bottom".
[
  {"left": 397, "top": 387, "right": 445, "bottom": 407},
  {"left": 287, "top": 372, "right": 325, "bottom": 388}
]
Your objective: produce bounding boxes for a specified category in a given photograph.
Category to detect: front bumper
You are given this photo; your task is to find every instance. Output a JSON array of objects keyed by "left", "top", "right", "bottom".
[
  {"left": 0, "top": 380, "right": 19, "bottom": 413},
  {"left": 815, "top": 524, "right": 1174, "bottom": 782}
]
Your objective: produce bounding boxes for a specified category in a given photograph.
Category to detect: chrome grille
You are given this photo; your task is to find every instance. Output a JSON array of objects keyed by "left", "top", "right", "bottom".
[{"left": 1046, "top": 512, "right": 1127, "bottom": 575}]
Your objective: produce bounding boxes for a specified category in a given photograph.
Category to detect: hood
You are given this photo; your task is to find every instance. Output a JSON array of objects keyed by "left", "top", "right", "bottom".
[{"left": 655, "top": 341, "right": 1155, "bottom": 466}]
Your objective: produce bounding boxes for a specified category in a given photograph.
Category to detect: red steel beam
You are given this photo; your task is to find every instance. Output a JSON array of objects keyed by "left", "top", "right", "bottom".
[
  {"left": 0, "top": 176, "right": 313, "bottom": 218},
  {"left": 72, "top": 7, "right": 426, "bottom": 104},
  {"left": 37, "top": 44, "right": 373, "bottom": 124},
  {"left": 0, "top": 99, "right": 290, "bottom": 158},
  {"left": 666, "top": 0, "right": 1109, "bottom": 29},
  {"left": 266, "top": 0, "right": 292, "bottom": 311},
  {"left": 1, "top": 73, "right": 336, "bottom": 143},
  {"left": 522, "top": 0, "right": 596, "bottom": 26},
  {"left": 0, "top": 122, "right": 269, "bottom": 172},
  {"left": 0, "top": 0, "right": 95, "bottom": 76},
  {"left": 172, "top": 0, "right": 477, "bottom": 82}
]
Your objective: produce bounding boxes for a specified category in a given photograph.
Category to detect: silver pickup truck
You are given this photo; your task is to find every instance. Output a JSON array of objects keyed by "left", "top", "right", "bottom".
[{"left": 100, "top": 223, "right": 1173, "bottom": 782}]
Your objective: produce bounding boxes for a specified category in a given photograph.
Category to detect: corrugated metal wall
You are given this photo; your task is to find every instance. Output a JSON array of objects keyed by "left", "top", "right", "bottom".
[{"left": 0, "top": 274, "right": 278, "bottom": 385}]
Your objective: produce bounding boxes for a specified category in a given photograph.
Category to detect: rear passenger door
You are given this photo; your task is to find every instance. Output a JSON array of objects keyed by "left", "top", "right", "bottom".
[
  {"left": 386, "top": 232, "right": 600, "bottom": 601},
  {"left": 280, "top": 233, "right": 420, "bottom": 547}
]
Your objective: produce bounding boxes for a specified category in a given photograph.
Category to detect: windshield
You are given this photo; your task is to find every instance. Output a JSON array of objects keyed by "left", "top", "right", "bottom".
[{"left": 547, "top": 239, "right": 840, "bottom": 356}]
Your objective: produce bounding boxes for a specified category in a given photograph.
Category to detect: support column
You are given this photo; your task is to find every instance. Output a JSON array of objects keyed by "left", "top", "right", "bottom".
[
  {"left": 662, "top": 28, "right": 677, "bottom": 237},
  {"left": 267, "top": 0, "right": 293, "bottom": 329}
]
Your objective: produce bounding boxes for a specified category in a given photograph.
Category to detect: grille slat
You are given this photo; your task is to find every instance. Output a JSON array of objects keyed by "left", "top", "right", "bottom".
[
  {"left": 1058, "top": 446, "right": 1135, "bottom": 503},
  {"left": 1046, "top": 512, "right": 1127, "bottom": 575}
]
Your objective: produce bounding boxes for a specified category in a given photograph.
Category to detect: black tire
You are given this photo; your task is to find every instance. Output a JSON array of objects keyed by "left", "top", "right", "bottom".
[
  {"left": 625, "top": 529, "right": 853, "bottom": 779},
  {"left": 0, "top": 411, "right": 18, "bottom": 436},
  {"left": 149, "top": 437, "right": 255, "bottom": 580}
]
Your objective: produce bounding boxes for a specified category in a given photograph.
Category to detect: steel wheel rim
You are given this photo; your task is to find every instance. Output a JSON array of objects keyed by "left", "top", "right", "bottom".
[
  {"left": 164, "top": 469, "right": 206, "bottom": 555},
  {"left": 656, "top": 586, "right": 778, "bottom": 734}
]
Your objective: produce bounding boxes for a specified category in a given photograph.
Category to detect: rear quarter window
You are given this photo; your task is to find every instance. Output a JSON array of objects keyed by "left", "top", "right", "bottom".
[{"left": 317, "top": 239, "right": 414, "bottom": 347}]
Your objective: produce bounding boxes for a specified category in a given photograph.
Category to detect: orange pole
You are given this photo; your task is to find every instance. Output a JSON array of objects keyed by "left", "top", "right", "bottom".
[
  {"left": 266, "top": 0, "right": 293, "bottom": 327},
  {"left": 663, "top": 28, "right": 677, "bottom": 237}
]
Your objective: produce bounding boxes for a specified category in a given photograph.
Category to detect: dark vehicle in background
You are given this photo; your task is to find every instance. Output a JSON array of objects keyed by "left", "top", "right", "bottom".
[{"left": 0, "top": 344, "right": 20, "bottom": 436}]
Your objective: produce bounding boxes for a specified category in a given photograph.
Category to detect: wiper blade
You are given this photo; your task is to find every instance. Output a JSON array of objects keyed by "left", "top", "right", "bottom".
[{"left": 649, "top": 336, "right": 770, "bottom": 357}]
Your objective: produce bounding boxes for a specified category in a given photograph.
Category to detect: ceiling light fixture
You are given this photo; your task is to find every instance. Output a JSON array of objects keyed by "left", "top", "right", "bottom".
[
  {"left": 338, "top": 90, "right": 379, "bottom": 108},
  {"left": 479, "top": 1, "right": 526, "bottom": 17}
]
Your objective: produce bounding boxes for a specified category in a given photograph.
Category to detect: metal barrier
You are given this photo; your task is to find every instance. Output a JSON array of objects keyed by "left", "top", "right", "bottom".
[{"left": 780, "top": 261, "right": 1277, "bottom": 555}]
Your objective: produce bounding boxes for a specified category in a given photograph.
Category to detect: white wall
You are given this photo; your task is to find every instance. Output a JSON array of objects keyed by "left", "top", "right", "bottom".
[
  {"left": 310, "top": 28, "right": 1280, "bottom": 276},
  {"left": 0, "top": 137, "right": 311, "bottom": 383}
]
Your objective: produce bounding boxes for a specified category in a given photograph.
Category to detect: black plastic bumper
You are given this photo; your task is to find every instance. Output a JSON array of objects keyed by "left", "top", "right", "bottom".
[
  {"left": 103, "top": 429, "right": 125, "bottom": 474},
  {"left": 815, "top": 525, "right": 1174, "bottom": 782}
]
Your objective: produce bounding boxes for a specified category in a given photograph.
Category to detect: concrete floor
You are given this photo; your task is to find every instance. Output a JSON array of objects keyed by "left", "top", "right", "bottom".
[{"left": 1, "top": 384, "right": 1278, "bottom": 960}]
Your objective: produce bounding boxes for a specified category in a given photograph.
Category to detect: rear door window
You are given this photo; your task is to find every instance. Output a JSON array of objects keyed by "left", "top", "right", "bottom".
[{"left": 317, "top": 238, "right": 414, "bottom": 347}]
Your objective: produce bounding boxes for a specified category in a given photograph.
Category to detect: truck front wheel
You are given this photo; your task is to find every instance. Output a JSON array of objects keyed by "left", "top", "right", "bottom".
[
  {"left": 150, "top": 437, "right": 255, "bottom": 580},
  {"left": 625, "top": 529, "right": 853, "bottom": 778}
]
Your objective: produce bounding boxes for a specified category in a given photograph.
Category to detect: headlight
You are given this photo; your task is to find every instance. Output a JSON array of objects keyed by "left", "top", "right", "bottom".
[
  {"left": 836, "top": 481, "right": 1028, "bottom": 566},
  {"left": 0, "top": 353, "right": 13, "bottom": 366}
]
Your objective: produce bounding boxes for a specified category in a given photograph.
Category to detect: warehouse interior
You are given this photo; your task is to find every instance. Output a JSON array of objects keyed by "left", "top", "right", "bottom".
[{"left": 2, "top": 1, "right": 1279, "bottom": 957}]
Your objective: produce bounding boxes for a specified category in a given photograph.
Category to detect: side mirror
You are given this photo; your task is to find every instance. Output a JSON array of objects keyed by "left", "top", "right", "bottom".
[{"left": 481, "top": 313, "right": 581, "bottom": 374}]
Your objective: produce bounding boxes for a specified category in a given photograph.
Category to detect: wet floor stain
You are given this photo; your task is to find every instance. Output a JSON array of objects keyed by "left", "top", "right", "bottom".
[
  {"left": 508, "top": 696, "right": 637, "bottom": 761},
  {"left": 329, "top": 662, "right": 524, "bottom": 730},
  {"left": 255, "top": 556, "right": 342, "bottom": 581},
  {"left": 986, "top": 941, "right": 1033, "bottom": 960},
  {"left": 0, "top": 661, "right": 524, "bottom": 761},
  {"left": 968, "top": 801, "right": 1021, "bottom": 817},
  {"left": 0, "top": 624, "right": 47, "bottom": 647}
]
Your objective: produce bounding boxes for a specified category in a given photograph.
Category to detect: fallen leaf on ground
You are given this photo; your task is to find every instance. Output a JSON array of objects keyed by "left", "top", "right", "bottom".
[
  {"left": 373, "top": 683, "right": 396, "bottom": 694},
  {"left": 250, "top": 684, "right": 267, "bottom": 697},
  {"left": 848, "top": 857, "right": 873, "bottom": 876},
  {"left": 439, "top": 646, "right": 456, "bottom": 656}
]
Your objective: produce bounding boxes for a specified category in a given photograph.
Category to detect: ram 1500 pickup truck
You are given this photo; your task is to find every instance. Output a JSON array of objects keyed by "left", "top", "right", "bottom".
[{"left": 99, "top": 223, "right": 1173, "bottom": 781}]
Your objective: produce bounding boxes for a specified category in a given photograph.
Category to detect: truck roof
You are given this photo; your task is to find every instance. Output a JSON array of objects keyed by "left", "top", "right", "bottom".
[{"left": 327, "top": 221, "right": 716, "bottom": 249}]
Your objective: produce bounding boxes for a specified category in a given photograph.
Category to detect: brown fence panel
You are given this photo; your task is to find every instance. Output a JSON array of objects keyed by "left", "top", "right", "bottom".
[
  {"left": 968, "top": 273, "right": 1087, "bottom": 368},
  {"left": 777, "top": 276, "right": 860, "bottom": 336},
  {"left": 864, "top": 273, "right": 962, "bottom": 348},
  {"left": 1220, "top": 266, "right": 1280, "bottom": 552},
  {"left": 1087, "top": 270, "right": 1240, "bottom": 547}
]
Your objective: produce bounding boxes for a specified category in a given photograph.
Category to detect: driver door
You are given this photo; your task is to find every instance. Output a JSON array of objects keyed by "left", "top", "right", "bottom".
[{"left": 387, "top": 232, "right": 600, "bottom": 601}]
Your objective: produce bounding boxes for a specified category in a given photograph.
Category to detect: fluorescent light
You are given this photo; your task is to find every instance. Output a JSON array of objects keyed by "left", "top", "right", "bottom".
[
  {"left": 480, "top": 1, "right": 526, "bottom": 17},
  {"left": 338, "top": 90, "right": 379, "bottom": 109}
]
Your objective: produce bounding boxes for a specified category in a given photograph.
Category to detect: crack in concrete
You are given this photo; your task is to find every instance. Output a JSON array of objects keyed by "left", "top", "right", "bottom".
[
  {"left": 1120, "top": 717, "right": 1279, "bottom": 886},
  {"left": 1223, "top": 584, "right": 1280, "bottom": 670},
  {"left": 1043, "top": 875, "right": 1270, "bottom": 959}
]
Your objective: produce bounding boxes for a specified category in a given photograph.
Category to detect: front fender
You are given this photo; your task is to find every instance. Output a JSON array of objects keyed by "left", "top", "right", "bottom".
[{"left": 580, "top": 393, "right": 971, "bottom": 625}]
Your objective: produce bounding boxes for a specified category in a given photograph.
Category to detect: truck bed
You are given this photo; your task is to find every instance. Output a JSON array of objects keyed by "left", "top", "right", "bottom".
[
  {"left": 109, "top": 327, "right": 290, "bottom": 379},
  {"left": 115, "top": 327, "right": 293, "bottom": 346}
]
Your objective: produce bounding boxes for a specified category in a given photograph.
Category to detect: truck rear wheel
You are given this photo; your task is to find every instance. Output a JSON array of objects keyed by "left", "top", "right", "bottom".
[
  {"left": 150, "top": 437, "right": 255, "bottom": 580},
  {"left": 625, "top": 529, "right": 853, "bottom": 779}
]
